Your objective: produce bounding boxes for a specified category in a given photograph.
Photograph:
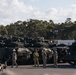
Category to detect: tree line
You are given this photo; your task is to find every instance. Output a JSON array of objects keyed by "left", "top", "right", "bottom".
[{"left": 0, "top": 18, "right": 76, "bottom": 40}]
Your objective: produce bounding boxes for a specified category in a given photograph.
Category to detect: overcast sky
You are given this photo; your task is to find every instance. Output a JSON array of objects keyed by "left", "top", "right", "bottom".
[{"left": 0, "top": 0, "right": 76, "bottom": 25}]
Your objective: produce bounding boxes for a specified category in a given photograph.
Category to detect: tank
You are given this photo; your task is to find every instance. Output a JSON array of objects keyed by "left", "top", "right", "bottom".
[
  {"left": 24, "top": 37, "right": 50, "bottom": 48},
  {"left": 0, "top": 38, "right": 32, "bottom": 65},
  {"left": 5, "top": 47, "right": 32, "bottom": 65},
  {"left": 17, "top": 47, "right": 32, "bottom": 65}
]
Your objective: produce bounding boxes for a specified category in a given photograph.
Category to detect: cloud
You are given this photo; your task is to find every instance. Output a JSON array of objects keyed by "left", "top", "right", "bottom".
[
  {"left": 0, "top": 0, "right": 76, "bottom": 25},
  {"left": 33, "top": 11, "right": 46, "bottom": 19},
  {"left": 30, "top": 0, "right": 39, "bottom": 1},
  {"left": 0, "top": 0, "right": 34, "bottom": 25},
  {"left": 33, "top": 4, "right": 76, "bottom": 23}
]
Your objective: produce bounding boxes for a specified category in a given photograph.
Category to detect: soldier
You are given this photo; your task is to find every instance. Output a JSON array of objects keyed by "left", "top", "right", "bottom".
[
  {"left": 11, "top": 49, "right": 18, "bottom": 68},
  {"left": 33, "top": 49, "right": 39, "bottom": 67},
  {"left": 42, "top": 48, "right": 47, "bottom": 68},
  {"left": 0, "top": 63, "right": 3, "bottom": 72},
  {"left": 53, "top": 48, "right": 58, "bottom": 68}
]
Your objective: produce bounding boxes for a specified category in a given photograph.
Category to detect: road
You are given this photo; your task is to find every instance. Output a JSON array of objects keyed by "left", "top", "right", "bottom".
[{"left": 0, "top": 63, "right": 76, "bottom": 75}]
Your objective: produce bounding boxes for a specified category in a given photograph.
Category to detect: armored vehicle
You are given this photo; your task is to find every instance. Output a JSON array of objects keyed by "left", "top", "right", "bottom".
[
  {"left": 55, "top": 45, "right": 69, "bottom": 62},
  {"left": 66, "top": 41, "right": 76, "bottom": 66},
  {"left": 49, "top": 43, "right": 69, "bottom": 63},
  {"left": 17, "top": 47, "right": 32, "bottom": 64},
  {"left": 0, "top": 37, "right": 32, "bottom": 65},
  {"left": 0, "top": 47, "right": 6, "bottom": 63},
  {"left": 5, "top": 47, "right": 32, "bottom": 65}
]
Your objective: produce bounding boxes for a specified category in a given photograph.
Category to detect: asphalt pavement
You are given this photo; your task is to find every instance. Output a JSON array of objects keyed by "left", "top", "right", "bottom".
[{"left": 0, "top": 63, "right": 76, "bottom": 75}]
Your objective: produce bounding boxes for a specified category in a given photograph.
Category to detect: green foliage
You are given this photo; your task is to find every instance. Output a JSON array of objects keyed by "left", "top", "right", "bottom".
[{"left": 0, "top": 18, "right": 76, "bottom": 40}]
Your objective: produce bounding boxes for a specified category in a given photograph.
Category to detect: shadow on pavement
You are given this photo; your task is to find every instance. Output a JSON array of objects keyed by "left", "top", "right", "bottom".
[
  {"left": 17, "top": 63, "right": 76, "bottom": 69},
  {"left": 0, "top": 73, "right": 8, "bottom": 75}
]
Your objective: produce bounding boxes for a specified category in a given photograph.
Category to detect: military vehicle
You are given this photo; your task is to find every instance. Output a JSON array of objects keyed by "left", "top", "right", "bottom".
[
  {"left": 5, "top": 41, "right": 32, "bottom": 65},
  {"left": 24, "top": 37, "right": 50, "bottom": 48},
  {"left": 0, "top": 36, "right": 32, "bottom": 65},
  {"left": 55, "top": 45, "right": 69, "bottom": 63},
  {"left": 24, "top": 37, "right": 53, "bottom": 64},
  {"left": 49, "top": 42, "right": 69, "bottom": 63},
  {"left": 66, "top": 41, "right": 76, "bottom": 66},
  {"left": 0, "top": 47, "right": 6, "bottom": 63},
  {"left": 17, "top": 47, "right": 32, "bottom": 64}
]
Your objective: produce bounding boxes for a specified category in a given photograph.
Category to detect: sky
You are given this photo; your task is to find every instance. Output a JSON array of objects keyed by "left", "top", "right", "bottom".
[{"left": 0, "top": 0, "right": 76, "bottom": 25}]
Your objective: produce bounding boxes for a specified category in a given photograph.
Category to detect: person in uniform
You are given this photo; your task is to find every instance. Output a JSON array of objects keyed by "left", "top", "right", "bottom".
[
  {"left": 53, "top": 48, "right": 58, "bottom": 68},
  {"left": 42, "top": 48, "right": 47, "bottom": 68},
  {"left": 0, "top": 63, "right": 3, "bottom": 73},
  {"left": 33, "top": 49, "right": 39, "bottom": 67},
  {"left": 11, "top": 49, "right": 18, "bottom": 68}
]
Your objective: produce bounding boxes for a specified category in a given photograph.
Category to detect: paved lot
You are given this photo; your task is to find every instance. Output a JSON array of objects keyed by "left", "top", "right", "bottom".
[{"left": 0, "top": 63, "right": 76, "bottom": 75}]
